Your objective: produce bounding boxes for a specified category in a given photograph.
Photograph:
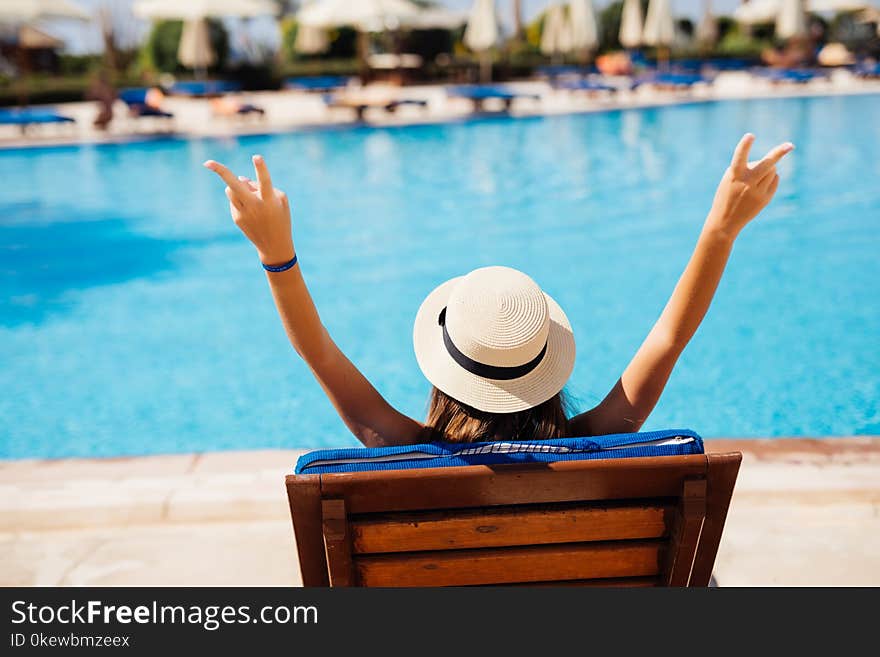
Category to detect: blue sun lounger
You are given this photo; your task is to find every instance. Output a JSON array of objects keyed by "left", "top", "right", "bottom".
[
  {"left": 448, "top": 85, "right": 541, "bottom": 112},
  {"left": 287, "top": 429, "right": 742, "bottom": 587},
  {"left": 754, "top": 68, "right": 829, "bottom": 84},
  {"left": 0, "top": 108, "right": 75, "bottom": 131},
  {"left": 118, "top": 88, "right": 174, "bottom": 119},
  {"left": 706, "top": 58, "right": 753, "bottom": 71},
  {"left": 168, "top": 80, "right": 242, "bottom": 97},
  {"left": 855, "top": 61, "right": 880, "bottom": 78},
  {"left": 631, "top": 72, "right": 711, "bottom": 90},
  {"left": 284, "top": 76, "right": 352, "bottom": 93},
  {"left": 554, "top": 78, "right": 618, "bottom": 94}
]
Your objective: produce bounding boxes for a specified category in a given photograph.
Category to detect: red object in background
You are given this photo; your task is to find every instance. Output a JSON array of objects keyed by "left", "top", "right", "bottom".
[{"left": 596, "top": 52, "right": 633, "bottom": 76}]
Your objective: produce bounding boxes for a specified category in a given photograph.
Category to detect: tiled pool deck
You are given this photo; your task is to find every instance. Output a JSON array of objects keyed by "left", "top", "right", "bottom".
[{"left": 2, "top": 438, "right": 878, "bottom": 586}]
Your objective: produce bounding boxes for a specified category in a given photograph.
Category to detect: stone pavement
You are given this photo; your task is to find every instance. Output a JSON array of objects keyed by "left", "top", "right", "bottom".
[{"left": 2, "top": 438, "right": 878, "bottom": 586}]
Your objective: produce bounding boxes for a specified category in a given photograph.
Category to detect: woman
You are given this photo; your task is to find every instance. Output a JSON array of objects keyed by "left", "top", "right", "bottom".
[{"left": 205, "top": 133, "right": 793, "bottom": 446}]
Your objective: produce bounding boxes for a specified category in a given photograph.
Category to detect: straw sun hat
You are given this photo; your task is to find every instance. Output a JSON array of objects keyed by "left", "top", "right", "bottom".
[{"left": 413, "top": 266, "right": 576, "bottom": 414}]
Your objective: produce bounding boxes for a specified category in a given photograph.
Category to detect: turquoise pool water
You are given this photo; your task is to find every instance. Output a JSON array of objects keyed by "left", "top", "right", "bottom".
[{"left": 2, "top": 94, "right": 879, "bottom": 458}]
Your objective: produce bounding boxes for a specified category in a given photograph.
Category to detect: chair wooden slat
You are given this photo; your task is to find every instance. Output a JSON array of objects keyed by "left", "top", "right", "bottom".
[
  {"left": 321, "top": 498, "right": 355, "bottom": 586},
  {"left": 320, "top": 455, "right": 710, "bottom": 514},
  {"left": 663, "top": 478, "right": 707, "bottom": 586},
  {"left": 351, "top": 501, "right": 672, "bottom": 554},
  {"left": 286, "top": 475, "right": 329, "bottom": 587},
  {"left": 496, "top": 576, "right": 659, "bottom": 587},
  {"left": 354, "top": 540, "right": 663, "bottom": 587}
]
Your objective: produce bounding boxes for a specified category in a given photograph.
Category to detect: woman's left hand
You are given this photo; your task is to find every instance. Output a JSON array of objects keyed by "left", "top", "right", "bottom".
[
  {"left": 707, "top": 134, "right": 794, "bottom": 240},
  {"left": 204, "top": 155, "right": 295, "bottom": 266}
]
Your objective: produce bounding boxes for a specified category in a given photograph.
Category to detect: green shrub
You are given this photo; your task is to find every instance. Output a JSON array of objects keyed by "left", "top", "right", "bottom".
[
  {"left": 279, "top": 17, "right": 299, "bottom": 62},
  {"left": 58, "top": 54, "right": 102, "bottom": 76},
  {"left": 716, "top": 30, "right": 771, "bottom": 58}
]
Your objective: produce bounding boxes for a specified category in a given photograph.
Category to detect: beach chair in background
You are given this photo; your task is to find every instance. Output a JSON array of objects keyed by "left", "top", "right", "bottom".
[
  {"left": 118, "top": 88, "right": 175, "bottom": 122},
  {"left": 165, "top": 80, "right": 266, "bottom": 119},
  {"left": 447, "top": 85, "right": 541, "bottom": 112},
  {"left": 705, "top": 58, "right": 754, "bottom": 72},
  {"left": 535, "top": 65, "right": 598, "bottom": 83},
  {"left": 0, "top": 107, "right": 75, "bottom": 135},
  {"left": 631, "top": 72, "right": 713, "bottom": 92},
  {"left": 554, "top": 77, "right": 618, "bottom": 98},
  {"left": 210, "top": 97, "right": 266, "bottom": 121},
  {"left": 322, "top": 93, "right": 428, "bottom": 122},
  {"left": 167, "top": 80, "right": 242, "bottom": 98},
  {"left": 286, "top": 429, "right": 741, "bottom": 587},
  {"left": 283, "top": 76, "right": 352, "bottom": 93},
  {"left": 854, "top": 61, "right": 880, "bottom": 79},
  {"left": 753, "top": 68, "right": 830, "bottom": 85},
  {"left": 366, "top": 53, "right": 424, "bottom": 85}
]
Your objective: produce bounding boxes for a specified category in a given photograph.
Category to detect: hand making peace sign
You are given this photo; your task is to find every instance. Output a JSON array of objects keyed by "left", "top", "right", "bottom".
[
  {"left": 708, "top": 133, "right": 795, "bottom": 239},
  {"left": 204, "top": 155, "right": 295, "bottom": 266}
]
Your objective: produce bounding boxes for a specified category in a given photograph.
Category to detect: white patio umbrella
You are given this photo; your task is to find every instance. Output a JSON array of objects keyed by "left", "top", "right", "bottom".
[
  {"left": 294, "top": 24, "right": 329, "bottom": 55},
  {"left": 297, "top": 0, "right": 422, "bottom": 31},
  {"left": 133, "top": 0, "right": 277, "bottom": 21},
  {"left": 568, "top": 0, "right": 599, "bottom": 54},
  {"left": 619, "top": 0, "right": 644, "bottom": 49},
  {"left": 540, "top": 5, "right": 573, "bottom": 57},
  {"left": 0, "top": 0, "right": 90, "bottom": 22},
  {"left": 808, "top": 0, "right": 869, "bottom": 10},
  {"left": 776, "top": 0, "right": 808, "bottom": 39},
  {"left": 735, "top": 0, "right": 868, "bottom": 25},
  {"left": 643, "top": 0, "right": 676, "bottom": 47},
  {"left": 464, "top": 0, "right": 498, "bottom": 51},
  {"left": 464, "top": 0, "right": 499, "bottom": 81},
  {"left": 696, "top": 0, "right": 719, "bottom": 45},
  {"left": 134, "top": 0, "right": 276, "bottom": 76},
  {"left": 734, "top": 0, "right": 780, "bottom": 23},
  {"left": 178, "top": 18, "right": 216, "bottom": 71}
]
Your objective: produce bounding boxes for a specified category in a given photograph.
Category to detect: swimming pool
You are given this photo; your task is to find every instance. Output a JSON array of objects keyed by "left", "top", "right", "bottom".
[{"left": 2, "top": 93, "right": 879, "bottom": 458}]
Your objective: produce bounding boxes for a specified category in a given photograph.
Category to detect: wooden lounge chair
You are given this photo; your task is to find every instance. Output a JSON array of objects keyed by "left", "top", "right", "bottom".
[
  {"left": 286, "top": 430, "right": 741, "bottom": 587},
  {"left": 323, "top": 94, "right": 428, "bottom": 122}
]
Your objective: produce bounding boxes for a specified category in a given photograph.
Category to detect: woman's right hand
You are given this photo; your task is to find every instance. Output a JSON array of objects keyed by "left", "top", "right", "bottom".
[
  {"left": 706, "top": 133, "right": 794, "bottom": 240},
  {"left": 204, "top": 155, "right": 295, "bottom": 265}
]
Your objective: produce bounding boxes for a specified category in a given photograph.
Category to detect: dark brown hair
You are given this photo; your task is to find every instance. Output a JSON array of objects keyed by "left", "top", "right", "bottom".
[{"left": 424, "top": 386, "right": 572, "bottom": 443}]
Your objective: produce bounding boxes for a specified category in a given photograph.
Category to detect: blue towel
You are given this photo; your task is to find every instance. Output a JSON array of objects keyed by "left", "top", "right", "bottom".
[{"left": 295, "top": 428, "right": 704, "bottom": 474}]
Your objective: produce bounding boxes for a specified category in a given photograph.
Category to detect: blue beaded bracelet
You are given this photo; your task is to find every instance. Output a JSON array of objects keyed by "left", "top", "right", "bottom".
[{"left": 261, "top": 254, "right": 298, "bottom": 273}]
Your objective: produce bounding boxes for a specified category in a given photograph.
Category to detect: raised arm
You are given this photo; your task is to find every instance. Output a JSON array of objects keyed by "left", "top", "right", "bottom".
[
  {"left": 205, "top": 156, "right": 424, "bottom": 447},
  {"left": 570, "top": 134, "right": 794, "bottom": 437}
]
